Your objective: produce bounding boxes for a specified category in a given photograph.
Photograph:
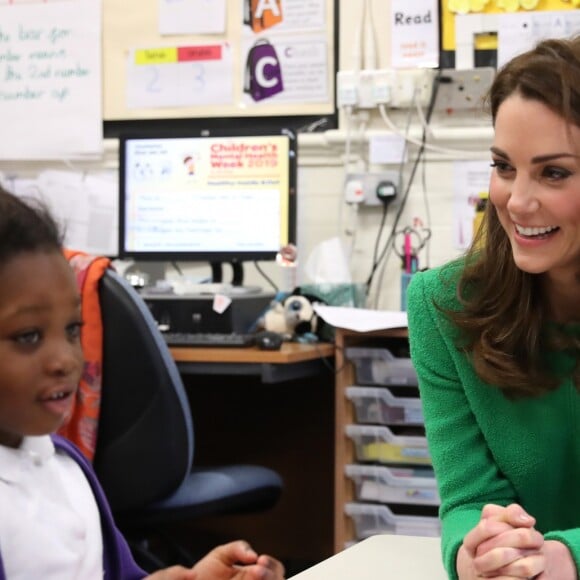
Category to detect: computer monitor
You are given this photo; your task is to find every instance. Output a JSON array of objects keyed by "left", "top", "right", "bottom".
[{"left": 118, "top": 127, "right": 297, "bottom": 283}]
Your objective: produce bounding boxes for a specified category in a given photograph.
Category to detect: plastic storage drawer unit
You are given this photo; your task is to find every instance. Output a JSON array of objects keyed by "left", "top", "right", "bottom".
[
  {"left": 345, "top": 502, "right": 441, "bottom": 539},
  {"left": 345, "top": 347, "right": 418, "bottom": 386},
  {"left": 346, "top": 386, "right": 424, "bottom": 426},
  {"left": 346, "top": 424, "right": 430, "bottom": 465},
  {"left": 345, "top": 464, "right": 439, "bottom": 505}
]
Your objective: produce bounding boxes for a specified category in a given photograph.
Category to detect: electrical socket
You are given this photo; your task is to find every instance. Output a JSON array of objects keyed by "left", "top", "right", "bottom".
[
  {"left": 345, "top": 171, "right": 401, "bottom": 206},
  {"left": 390, "top": 68, "right": 436, "bottom": 108},
  {"left": 337, "top": 69, "right": 381, "bottom": 109},
  {"left": 337, "top": 70, "right": 358, "bottom": 107},
  {"left": 371, "top": 69, "right": 395, "bottom": 105},
  {"left": 357, "top": 70, "right": 376, "bottom": 109}
]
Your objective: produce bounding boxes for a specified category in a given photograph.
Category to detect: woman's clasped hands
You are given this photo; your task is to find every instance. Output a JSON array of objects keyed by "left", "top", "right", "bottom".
[{"left": 457, "top": 504, "right": 576, "bottom": 580}]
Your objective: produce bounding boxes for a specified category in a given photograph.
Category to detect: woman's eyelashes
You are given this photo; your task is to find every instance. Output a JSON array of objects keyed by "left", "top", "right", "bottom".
[
  {"left": 490, "top": 159, "right": 513, "bottom": 174},
  {"left": 541, "top": 166, "right": 572, "bottom": 182},
  {"left": 490, "top": 159, "right": 572, "bottom": 183}
]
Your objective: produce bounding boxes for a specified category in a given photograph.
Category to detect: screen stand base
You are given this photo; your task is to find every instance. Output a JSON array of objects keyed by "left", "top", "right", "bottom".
[
  {"left": 210, "top": 261, "right": 244, "bottom": 286},
  {"left": 210, "top": 261, "right": 263, "bottom": 295}
]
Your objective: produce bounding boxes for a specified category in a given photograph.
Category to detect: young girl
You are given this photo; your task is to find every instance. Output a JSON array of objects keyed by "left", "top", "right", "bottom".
[{"left": 0, "top": 187, "right": 285, "bottom": 580}]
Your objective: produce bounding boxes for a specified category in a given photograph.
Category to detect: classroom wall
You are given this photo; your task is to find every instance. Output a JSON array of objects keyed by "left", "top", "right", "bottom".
[
  {"left": 0, "top": 0, "right": 496, "bottom": 312},
  {"left": 293, "top": 1, "right": 493, "bottom": 310}
]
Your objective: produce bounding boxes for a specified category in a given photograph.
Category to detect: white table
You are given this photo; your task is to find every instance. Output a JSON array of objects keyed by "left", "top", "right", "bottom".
[{"left": 288, "top": 534, "right": 448, "bottom": 579}]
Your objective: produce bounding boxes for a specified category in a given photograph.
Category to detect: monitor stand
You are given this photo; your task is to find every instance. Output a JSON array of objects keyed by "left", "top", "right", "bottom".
[{"left": 209, "top": 261, "right": 262, "bottom": 295}]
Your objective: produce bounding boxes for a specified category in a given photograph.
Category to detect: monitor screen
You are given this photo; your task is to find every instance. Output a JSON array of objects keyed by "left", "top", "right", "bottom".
[{"left": 118, "top": 127, "right": 297, "bottom": 263}]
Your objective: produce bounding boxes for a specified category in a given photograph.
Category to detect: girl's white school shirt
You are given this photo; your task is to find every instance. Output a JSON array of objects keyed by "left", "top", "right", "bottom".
[{"left": 0, "top": 435, "right": 104, "bottom": 579}]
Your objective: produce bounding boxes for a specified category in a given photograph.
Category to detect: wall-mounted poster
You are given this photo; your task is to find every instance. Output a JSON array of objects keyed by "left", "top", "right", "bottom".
[
  {"left": 103, "top": 0, "right": 335, "bottom": 122},
  {"left": 440, "top": 0, "right": 579, "bottom": 68}
]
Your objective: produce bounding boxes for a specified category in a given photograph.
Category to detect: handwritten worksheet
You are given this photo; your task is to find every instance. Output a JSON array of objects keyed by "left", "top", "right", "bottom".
[{"left": 0, "top": 0, "right": 102, "bottom": 159}]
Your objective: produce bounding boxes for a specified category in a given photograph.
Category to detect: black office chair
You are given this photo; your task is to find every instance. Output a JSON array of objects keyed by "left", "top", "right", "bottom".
[{"left": 92, "top": 269, "right": 283, "bottom": 570}]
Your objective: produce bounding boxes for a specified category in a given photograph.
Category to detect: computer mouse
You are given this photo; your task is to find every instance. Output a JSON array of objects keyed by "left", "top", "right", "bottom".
[{"left": 255, "top": 330, "right": 283, "bottom": 351}]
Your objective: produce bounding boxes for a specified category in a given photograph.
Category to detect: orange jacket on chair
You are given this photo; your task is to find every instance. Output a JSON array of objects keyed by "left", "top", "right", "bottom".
[{"left": 59, "top": 249, "right": 111, "bottom": 461}]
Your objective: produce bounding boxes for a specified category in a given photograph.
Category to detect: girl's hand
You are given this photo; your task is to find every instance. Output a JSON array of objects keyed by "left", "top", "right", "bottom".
[
  {"left": 146, "top": 541, "right": 285, "bottom": 580},
  {"left": 189, "top": 540, "right": 285, "bottom": 580}
]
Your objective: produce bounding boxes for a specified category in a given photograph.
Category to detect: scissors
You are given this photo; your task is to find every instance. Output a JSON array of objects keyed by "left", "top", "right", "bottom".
[{"left": 394, "top": 221, "right": 431, "bottom": 273}]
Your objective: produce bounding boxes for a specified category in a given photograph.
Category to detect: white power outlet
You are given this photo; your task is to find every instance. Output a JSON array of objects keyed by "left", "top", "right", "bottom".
[
  {"left": 357, "top": 70, "right": 376, "bottom": 109},
  {"left": 371, "top": 69, "right": 395, "bottom": 105},
  {"left": 390, "top": 68, "right": 436, "bottom": 108},
  {"left": 337, "top": 70, "right": 359, "bottom": 107}
]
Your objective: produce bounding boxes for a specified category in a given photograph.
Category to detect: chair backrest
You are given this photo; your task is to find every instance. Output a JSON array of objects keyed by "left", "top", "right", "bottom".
[{"left": 93, "top": 269, "right": 194, "bottom": 511}]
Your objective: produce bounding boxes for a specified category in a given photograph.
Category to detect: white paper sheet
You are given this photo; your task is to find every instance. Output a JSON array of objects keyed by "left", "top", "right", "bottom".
[
  {"left": 0, "top": 0, "right": 102, "bottom": 159},
  {"left": 453, "top": 160, "right": 491, "bottom": 250},
  {"left": 390, "top": 0, "right": 439, "bottom": 69},
  {"left": 498, "top": 11, "right": 580, "bottom": 69},
  {"left": 314, "top": 305, "right": 408, "bottom": 333},
  {"left": 368, "top": 134, "right": 407, "bottom": 165},
  {"left": 1, "top": 170, "right": 118, "bottom": 257},
  {"left": 159, "top": 0, "right": 226, "bottom": 36}
]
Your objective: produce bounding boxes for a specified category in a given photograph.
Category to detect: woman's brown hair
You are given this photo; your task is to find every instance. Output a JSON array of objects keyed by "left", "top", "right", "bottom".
[{"left": 446, "top": 36, "right": 580, "bottom": 398}]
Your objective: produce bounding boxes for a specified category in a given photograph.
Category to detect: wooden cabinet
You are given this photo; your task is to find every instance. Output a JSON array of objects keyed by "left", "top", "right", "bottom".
[{"left": 333, "top": 327, "right": 438, "bottom": 552}]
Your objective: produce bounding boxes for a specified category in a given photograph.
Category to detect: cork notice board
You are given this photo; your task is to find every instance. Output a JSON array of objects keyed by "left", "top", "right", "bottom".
[{"left": 102, "top": 0, "right": 336, "bottom": 122}]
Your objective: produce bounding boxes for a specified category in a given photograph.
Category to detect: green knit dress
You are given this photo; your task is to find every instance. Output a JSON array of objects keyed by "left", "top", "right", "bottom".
[{"left": 406, "top": 260, "right": 580, "bottom": 580}]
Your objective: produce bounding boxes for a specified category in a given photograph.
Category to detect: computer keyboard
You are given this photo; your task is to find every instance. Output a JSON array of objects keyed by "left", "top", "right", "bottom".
[{"left": 162, "top": 332, "right": 256, "bottom": 348}]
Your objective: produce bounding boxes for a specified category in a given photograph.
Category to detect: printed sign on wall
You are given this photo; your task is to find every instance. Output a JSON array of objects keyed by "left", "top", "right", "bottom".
[
  {"left": 390, "top": 0, "right": 440, "bottom": 68},
  {"left": 242, "top": 0, "right": 325, "bottom": 34},
  {"left": 126, "top": 42, "right": 234, "bottom": 109},
  {"left": 241, "top": 35, "right": 328, "bottom": 105}
]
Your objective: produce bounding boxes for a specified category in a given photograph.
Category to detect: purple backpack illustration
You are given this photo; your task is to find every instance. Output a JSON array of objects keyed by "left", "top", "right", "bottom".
[{"left": 244, "top": 39, "right": 284, "bottom": 102}]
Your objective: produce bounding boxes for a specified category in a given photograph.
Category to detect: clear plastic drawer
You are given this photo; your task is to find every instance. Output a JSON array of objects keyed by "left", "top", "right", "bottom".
[
  {"left": 345, "top": 464, "right": 439, "bottom": 506},
  {"left": 346, "top": 386, "right": 424, "bottom": 425},
  {"left": 345, "top": 347, "right": 417, "bottom": 386},
  {"left": 345, "top": 424, "right": 430, "bottom": 466},
  {"left": 345, "top": 502, "right": 440, "bottom": 539}
]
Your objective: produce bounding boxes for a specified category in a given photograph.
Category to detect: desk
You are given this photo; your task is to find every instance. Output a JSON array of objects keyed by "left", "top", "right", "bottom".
[
  {"left": 170, "top": 342, "right": 335, "bottom": 383},
  {"left": 288, "top": 534, "right": 447, "bottom": 580},
  {"left": 168, "top": 342, "right": 337, "bottom": 570}
]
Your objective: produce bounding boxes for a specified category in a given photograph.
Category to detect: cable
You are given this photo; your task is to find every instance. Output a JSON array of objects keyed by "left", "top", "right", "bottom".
[
  {"left": 345, "top": 202, "right": 360, "bottom": 264},
  {"left": 338, "top": 105, "right": 354, "bottom": 239},
  {"left": 378, "top": 103, "right": 489, "bottom": 157},
  {"left": 170, "top": 261, "right": 184, "bottom": 277},
  {"left": 365, "top": 102, "right": 413, "bottom": 304},
  {"left": 352, "top": 1, "right": 365, "bottom": 78},
  {"left": 253, "top": 261, "right": 278, "bottom": 292},
  {"left": 366, "top": 69, "right": 443, "bottom": 296},
  {"left": 413, "top": 87, "right": 431, "bottom": 136},
  {"left": 420, "top": 153, "right": 432, "bottom": 270},
  {"left": 363, "top": 0, "right": 377, "bottom": 71}
]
